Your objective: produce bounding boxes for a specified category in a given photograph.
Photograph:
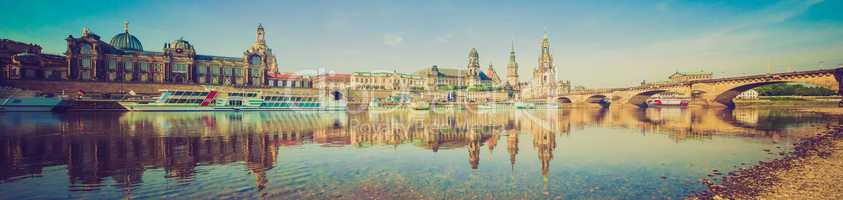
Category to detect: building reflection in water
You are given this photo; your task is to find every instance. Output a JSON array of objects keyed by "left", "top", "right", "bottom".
[{"left": 0, "top": 107, "right": 837, "bottom": 194}]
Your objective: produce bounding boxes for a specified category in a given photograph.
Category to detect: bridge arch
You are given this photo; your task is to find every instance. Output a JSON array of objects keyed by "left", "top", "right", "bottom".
[
  {"left": 586, "top": 95, "right": 611, "bottom": 107},
  {"left": 626, "top": 90, "right": 668, "bottom": 107},
  {"left": 711, "top": 79, "right": 839, "bottom": 108},
  {"left": 557, "top": 97, "right": 572, "bottom": 103}
]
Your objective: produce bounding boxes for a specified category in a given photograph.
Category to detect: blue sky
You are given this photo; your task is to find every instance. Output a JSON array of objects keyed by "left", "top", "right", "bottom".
[{"left": 1, "top": 0, "right": 842, "bottom": 87}]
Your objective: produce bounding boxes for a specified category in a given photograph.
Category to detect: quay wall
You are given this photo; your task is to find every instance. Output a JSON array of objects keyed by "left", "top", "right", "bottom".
[
  {"left": 2, "top": 80, "right": 320, "bottom": 97},
  {"left": 3, "top": 80, "right": 510, "bottom": 103}
]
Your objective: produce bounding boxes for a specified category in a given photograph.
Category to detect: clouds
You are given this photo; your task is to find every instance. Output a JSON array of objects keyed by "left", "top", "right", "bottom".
[{"left": 383, "top": 33, "right": 403, "bottom": 47}]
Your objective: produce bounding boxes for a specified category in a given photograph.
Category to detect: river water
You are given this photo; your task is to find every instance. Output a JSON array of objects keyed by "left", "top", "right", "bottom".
[{"left": 0, "top": 107, "right": 838, "bottom": 199}]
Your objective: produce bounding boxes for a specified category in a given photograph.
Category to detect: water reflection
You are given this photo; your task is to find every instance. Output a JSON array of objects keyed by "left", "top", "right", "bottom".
[{"left": 0, "top": 107, "right": 839, "bottom": 199}]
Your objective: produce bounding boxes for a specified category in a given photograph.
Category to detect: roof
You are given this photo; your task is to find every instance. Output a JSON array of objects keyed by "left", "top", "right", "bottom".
[
  {"left": 267, "top": 73, "right": 309, "bottom": 80},
  {"left": 485, "top": 67, "right": 499, "bottom": 80},
  {"left": 415, "top": 67, "right": 465, "bottom": 77},
  {"left": 316, "top": 73, "right": 351, "bottom": 81},
  {"left": 479, "top": 71, "right": 493, "bottom": 81},
  {"left": 353, "top": 71, "right": 420, "bottom": 78},
  {"left": 110, "top": 32, "right": 143, "bottom": 51}
]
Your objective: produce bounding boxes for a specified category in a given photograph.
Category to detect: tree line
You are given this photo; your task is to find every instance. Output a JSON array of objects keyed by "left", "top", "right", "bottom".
[{"left": 753, "top": 83, "right": 836, "bottom": 96}]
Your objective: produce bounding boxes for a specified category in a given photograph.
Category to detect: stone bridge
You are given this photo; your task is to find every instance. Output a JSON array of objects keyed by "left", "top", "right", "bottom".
[{"left": 551, "top": 68, "right": 843, "bottom": 108}]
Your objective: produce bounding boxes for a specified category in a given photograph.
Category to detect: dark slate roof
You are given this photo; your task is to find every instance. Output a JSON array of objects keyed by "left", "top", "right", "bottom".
[{"left": 479, "top": 71, "right": 491, "bottom": 81}]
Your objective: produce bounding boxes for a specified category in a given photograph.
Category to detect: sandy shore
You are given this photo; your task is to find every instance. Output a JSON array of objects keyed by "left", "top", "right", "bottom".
[{"left": 689, "top": 126, "right": 843, "bottom": 199}]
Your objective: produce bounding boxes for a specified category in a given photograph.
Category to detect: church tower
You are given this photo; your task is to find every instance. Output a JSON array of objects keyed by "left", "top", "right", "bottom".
[
  {"left": 256, "top": 23, "right": 266, "bottom": 44},
  {"left": 506, "top": 42, "right": 519, "bottom": 88},
  {"left": 466, "top": 48, "right": 481, "bottom": 86},
  {"left": 243, "top": 23, "right": 278, "bottom": 86},
  {"left": 529, "top": 33, "right": 557, "bottom": 98},
  {"left": 534, "top": 33, "right": 555, "bottom": 87}
]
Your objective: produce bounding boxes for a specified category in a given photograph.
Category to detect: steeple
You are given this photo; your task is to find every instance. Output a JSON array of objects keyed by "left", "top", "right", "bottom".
[
  {"left": 256, "top": 23, "right": 266, "bottom": 44},
  {"left": 123, "top": 21, "right": 129, "bottom": 33},
  {"left": 507, "top": 41, "right": 520, "bottom": 87},
  {"left": 467, "top": 48, "right": 481, "bottom": 82},
  {"left": 536, "top": 32, "right": 555, "bottom": 86}
]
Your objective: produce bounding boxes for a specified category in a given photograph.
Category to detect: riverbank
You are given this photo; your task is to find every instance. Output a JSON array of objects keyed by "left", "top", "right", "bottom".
[
  {"left": 735, "top": 99, "right": 839, "bottom": 107},
  {"left": 689, "top": 126, "right": 843, "bottom": 199}
]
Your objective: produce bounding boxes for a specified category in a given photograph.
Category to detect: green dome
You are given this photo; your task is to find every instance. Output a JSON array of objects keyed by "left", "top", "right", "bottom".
[
  {"left": 172, "top": 38, "right": 192, "bottom": 50},
  {"left": 110, "top": 32, "right": 143, "bottom": 51}
]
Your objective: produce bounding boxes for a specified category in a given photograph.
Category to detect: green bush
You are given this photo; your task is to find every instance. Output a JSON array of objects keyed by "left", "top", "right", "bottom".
[{"left": 754, "top": 83, "right": 835, "bottom": 96}]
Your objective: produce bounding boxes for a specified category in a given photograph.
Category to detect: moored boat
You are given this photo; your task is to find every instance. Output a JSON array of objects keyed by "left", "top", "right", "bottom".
[
  {"left": 0, "top": 88, "right": 64, "bottom": 112},
  {"left": 513, "top": 102, "right": 535, "bottom": 109},
  {"left": 646, "top": 98, "right": 689, "bottom": 107},
  {"left": 118, "top": 89, "right": 347, "bottom": 111}
]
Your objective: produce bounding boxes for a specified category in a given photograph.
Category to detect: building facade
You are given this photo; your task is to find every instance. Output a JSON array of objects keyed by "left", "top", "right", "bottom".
[
  {"left": 62, "top": 22, "right": 278, "bottom": 87},
  {"left": 524, "top": 34, "right": 560, "bottom": 99},
  {"left": 416, "top": 48, "right": 502, "bottom": 90},
  {"left": 351, "top": 71, "right": 425, "bottom": 91},
  {"left": 313, "top": 73, "right": 351, "bottom": 91},
  {"left": 1, "top": 39, "right": 67, "bottom": 81},
  {"left": 668, "top": 71, "right": 713, "bottom": 82},
  {"left": 265, "top": 73, "right": 313, "bottom": 88}
]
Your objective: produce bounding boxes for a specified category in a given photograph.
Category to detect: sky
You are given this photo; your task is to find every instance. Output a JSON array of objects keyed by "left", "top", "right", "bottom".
[{"left": 1, "top": 0, "right": 842, "bottom": 87}]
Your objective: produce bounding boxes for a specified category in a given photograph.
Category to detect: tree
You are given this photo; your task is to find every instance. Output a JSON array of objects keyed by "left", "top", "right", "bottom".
[{"left": 753, "top": 83, "right": 835, "bottom": 96}]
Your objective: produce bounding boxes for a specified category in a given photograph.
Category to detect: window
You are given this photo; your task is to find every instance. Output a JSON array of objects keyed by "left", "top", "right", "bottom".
[
  {"left": 211, "top": 65, "right": 221, "bottom": 76},
  {"left": 250, "top": 68, "right": 261, "bottom": 77},
  {"left": 108, "top": 60, "right": 117, "bottom": 70},
  {"left": 173, "top": 63, "right": 188, "bottom": 73},
  {"left": 249, "top": 55, "right": 262, "bottom": 65},
  {"left": 139, "top": 62, "right": 149, "bottom": 72},
  {"left": 80, "top": 43, "right": 93, "bottom": 55},
  {"left": 197, "top": 64, "right": 207, "bottom": 75},
  {"left": 233, "top": 68, "right": 242, "bottom": 77},
  {"left": 124, "top": 61, "right": 133, "bottom": 72},
  {"left": 81, "top": 73, "right": 90, "bottom": 80},
  {"left": 223, "top": 67, "right": 233, "bottom": 76},
  {"left": 80, "top": 58, "right": 92, "bottom": 69}
]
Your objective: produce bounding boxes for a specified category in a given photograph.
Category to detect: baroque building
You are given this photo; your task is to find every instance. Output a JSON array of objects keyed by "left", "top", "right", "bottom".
[
  {"left": 63, "top": 22, "right": 278, "bottom": 87},
  {"left": 532, "top": 34, "right": 556, "bottom": 93},
  {"left": 350, "top": 71, "right": 425, "bottom": 91},
  {"left": 668, "top": 71, "right": 712, "bottom": 82},
  {"left": 416, "top": 48, "right": 502, "bottom": 90},
  {"left": 0, "top": 39, "right": 67, "bottom": 81},
  {"left": 524, "top": 34, "right": 571, "bottom": 99}
]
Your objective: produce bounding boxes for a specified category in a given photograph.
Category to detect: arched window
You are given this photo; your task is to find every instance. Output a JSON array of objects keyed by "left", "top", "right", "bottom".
[
  {"left": 249, "top": 55, "right": 262, "bottom": 66},
  {"left": 80, "top": 43, "right": 93, "bottom": 55}
]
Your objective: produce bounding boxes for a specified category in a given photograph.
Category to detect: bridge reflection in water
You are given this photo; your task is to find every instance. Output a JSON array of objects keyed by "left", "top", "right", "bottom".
[{"left": 0, "top": 108, "right": 838, "bottom": 199}]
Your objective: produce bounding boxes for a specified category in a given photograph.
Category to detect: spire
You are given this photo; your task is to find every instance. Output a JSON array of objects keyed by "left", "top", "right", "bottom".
[
  {"left": 82, "top": 27, "right": 90, "bottom": 36},
  {"left": 123, "top": 21, "right": 129, "bottom": 33},
  {"left": 256, "top": 23, "right": 266, "bottom": 43},
  {"left": 507, "top": 41, "right": 519, "bottom": 86},
  {"left": 541, "top": 32, "right": 550, "bottom": 49}
]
